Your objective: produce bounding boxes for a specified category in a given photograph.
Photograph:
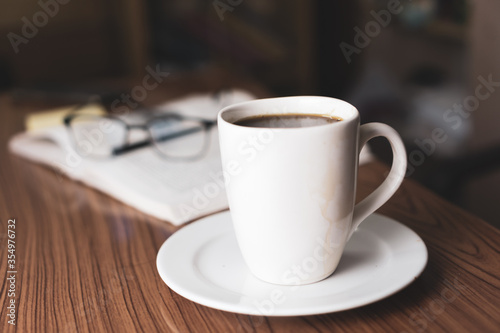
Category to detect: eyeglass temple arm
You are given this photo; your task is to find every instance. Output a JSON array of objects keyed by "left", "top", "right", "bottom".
[
  {"left": 112, "top": 140, "right": 151, "bottom": 156},
  {"left": 112, "top": 120, "right": 216, "bottom": 156}
]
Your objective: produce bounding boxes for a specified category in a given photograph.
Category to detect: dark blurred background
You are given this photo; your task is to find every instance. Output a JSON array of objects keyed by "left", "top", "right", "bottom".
[{"left": 1, "top": 0, "right": 499, "bottom": 226}]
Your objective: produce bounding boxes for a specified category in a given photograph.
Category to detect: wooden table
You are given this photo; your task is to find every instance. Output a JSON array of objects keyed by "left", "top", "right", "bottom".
[{"left": 1, "top": 77, "right": 499, "bottom": 332}]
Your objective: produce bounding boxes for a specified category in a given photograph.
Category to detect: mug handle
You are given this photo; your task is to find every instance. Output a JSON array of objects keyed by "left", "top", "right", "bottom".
[{"left": 348, "top": 123, "right": 407, "bottom": 240}]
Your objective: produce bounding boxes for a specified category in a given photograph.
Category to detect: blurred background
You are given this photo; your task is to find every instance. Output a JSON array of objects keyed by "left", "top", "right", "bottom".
[{"left": 1, "top": 0, "right": 499, "bottom": 226}]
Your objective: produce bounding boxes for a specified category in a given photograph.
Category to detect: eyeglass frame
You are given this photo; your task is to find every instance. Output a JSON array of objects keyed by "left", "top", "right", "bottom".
[{"left": 63, "top": 111, "right": 217, "bottom": 159}]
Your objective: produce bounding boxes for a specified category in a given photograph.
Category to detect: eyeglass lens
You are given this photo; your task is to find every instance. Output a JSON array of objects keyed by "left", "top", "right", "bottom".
[
  {"left": 149, "top": 118, "right": 208, "bottom": 159},
  {"left": 70, "top": 116, "right": 127, "bottom": 157}
]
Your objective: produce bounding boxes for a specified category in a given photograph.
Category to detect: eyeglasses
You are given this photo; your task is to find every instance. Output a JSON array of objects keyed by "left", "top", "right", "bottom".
[{"left": 64, "top": 111, "right": 216, "bottom": 160}]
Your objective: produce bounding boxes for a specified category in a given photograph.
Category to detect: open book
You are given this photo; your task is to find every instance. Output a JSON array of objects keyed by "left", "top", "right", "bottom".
[{"left": 9, "top": 90, "right": 256, "bottom": 225}]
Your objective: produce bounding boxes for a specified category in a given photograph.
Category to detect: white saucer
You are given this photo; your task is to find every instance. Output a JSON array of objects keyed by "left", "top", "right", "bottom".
[{"left": 156, "top": 211, "right": 427, "bottom": 316}]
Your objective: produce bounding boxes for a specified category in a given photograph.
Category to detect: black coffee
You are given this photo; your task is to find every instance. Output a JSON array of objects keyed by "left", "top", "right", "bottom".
[{"left": 233, "top": 114, "right": 342, "bottom": 128}]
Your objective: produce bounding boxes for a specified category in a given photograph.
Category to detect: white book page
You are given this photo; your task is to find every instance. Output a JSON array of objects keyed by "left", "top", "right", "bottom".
[{"left": 85, "top": 128, "right": 227, "bottom": 224}]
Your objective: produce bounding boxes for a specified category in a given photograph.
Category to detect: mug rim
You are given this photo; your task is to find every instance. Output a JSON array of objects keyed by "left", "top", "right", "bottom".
[{"left": 218, "top": 96, "right": 359, "bottom": 130}]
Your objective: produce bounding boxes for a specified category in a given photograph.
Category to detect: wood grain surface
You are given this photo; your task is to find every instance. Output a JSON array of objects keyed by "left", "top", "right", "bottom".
[{"left": 1, "top": 77, "right": 499, "bottom": 332}]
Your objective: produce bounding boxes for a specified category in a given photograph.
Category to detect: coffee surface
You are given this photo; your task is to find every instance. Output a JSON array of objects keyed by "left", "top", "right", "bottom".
[{"left": 233, "top": 114, "right": 342, "bottom": 128}]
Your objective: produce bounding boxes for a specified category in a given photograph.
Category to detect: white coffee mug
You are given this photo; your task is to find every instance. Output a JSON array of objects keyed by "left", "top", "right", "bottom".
[{"left": 218, "top": 96, "right": 407, "bottom": 285}]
